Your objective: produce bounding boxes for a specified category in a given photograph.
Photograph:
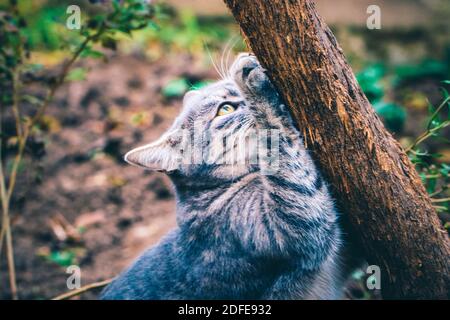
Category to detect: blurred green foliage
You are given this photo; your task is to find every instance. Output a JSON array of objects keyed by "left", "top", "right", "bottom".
[
  {"left": 356, "top": 58, "right": 449, "bottom": 133},
  {"left": 162, "top": 78, "right": 190, "bottom": 98},
  {"left": 372, "top": 102, "right": 407, "bottom": 133},
  {"left": 1, "top": 0, "right": 156, "bottom": 104},
  {"left": 357, "top": 63, "right": 407, "bottom": 132},
  {"left": 356, "top": 58, "right": 449, "bottom": 217},
  {"left": 395, "top": 59, "right": 449, "bottom": 81},
  {"left": 162, "top": 78, "right": 213, "bottom": 98},
  {"left": 0, "top": 0, "right": 243, "bottom": 57},
  {"left": 408, "top": 85, "right": 449, "bottom": 215},
  {"left": 18, "top": 5, "right": 68, "bottom": 51},
  {"left": 147, "top": 8, "right": 231, "bottom": 50},
  {"left": 47, "top": 249, "right": 76, "bottom": 267},
  {"left": 357, "top": 63, "right": 385, "bottom": 103}
]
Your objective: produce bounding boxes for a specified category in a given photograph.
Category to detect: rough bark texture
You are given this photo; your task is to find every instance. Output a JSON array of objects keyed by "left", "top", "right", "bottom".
[{"left": 223, "top": 0, "right": 449, "bottom": 299}]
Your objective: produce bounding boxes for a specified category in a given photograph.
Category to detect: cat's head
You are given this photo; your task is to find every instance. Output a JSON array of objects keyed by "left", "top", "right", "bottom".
[{"left": 124, "top": 54, "right": 280, "bottom": 185}]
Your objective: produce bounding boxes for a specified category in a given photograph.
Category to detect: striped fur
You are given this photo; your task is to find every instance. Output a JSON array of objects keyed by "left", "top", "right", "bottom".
[{"left": 101, "top": 54, "right": 345, "bottom": 300}]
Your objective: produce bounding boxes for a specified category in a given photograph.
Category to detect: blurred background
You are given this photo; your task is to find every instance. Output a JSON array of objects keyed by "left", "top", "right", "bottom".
[{"left": 0, "top": 0, "right": 448, "bottom": 299}]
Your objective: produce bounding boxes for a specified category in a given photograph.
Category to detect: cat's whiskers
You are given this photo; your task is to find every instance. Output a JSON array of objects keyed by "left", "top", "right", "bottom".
[
  {"left": 204, "top": 40, "right": 225, "bottom": 80},
  {"left": 220, "top": 39, "right": 231, "bottom": 80},
  {"left": 220, "top": 36, "right": 239, "bottom": 80},
  {"left": 219, "top": 45, "right": 225, "bottom": 81},
  {"left": 204, "top": 36, "right": 240, "bottom": 80},
  {"left": 225, "top": 36, "right": 240, "bottom": 79}
]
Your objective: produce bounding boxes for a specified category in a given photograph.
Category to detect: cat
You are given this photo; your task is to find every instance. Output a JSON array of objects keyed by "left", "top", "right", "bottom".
[{"left": 100, "top": 53, "right": 346, "bottom": 300}]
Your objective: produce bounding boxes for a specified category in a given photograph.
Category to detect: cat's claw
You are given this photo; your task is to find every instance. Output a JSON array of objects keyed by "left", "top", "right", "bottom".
[{"left": 231, "top": 53, "right": 273, "bottom": 96}]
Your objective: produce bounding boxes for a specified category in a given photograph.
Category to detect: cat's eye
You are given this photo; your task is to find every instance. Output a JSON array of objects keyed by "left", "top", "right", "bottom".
[{"left": 216, "top": 103, "right": 236, "bottom": 117}]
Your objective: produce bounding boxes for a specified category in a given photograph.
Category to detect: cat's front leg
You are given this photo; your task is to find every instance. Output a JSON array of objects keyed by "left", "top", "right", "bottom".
[
  {"left": 263, "top": 260, "right": 344, "bottom": 300},
  {"left": 231, "top": 54, "right": 277, "bottom": 100},
  {"left": 231, "top": 54, "right": 285, "bottom": 126},
  {"left": 231, "top": 54, "right": 307, "bottom": 166},
  {"left": 231, "top": 54, "right": 297, "bottom": 134}
]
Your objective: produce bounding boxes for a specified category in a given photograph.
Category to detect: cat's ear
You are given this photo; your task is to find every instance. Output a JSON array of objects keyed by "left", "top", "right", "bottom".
[{"left": 124, "top": 130, "right": 182, "bottom": 172}]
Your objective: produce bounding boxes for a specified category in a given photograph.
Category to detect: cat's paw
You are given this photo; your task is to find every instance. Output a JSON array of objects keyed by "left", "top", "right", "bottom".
[{"left": 231, "top": 53, "right": 275, "bottom": 97}]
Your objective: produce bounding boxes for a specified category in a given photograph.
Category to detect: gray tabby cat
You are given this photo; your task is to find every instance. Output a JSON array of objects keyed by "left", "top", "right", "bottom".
[{"left": 101, "top": 53, "right": 345, "bottom": 300}]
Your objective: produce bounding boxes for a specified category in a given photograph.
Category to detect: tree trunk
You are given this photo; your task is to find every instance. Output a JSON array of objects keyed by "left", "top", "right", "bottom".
[{"left": 223, "top": 0, "right": 449, "bottom": 299}]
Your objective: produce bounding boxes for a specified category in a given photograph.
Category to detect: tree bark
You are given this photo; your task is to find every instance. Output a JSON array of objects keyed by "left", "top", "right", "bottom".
[{"left": 223, "top": 0, "right": 449, "bottom": 299}]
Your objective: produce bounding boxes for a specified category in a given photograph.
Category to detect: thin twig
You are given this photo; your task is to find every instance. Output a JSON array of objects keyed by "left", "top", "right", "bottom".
[
  {"left": 422, "top": 173, "right": 449, "bottom": 179},
  {"left": 426, "top": 96, "right": 450, "bottom": 131},
  {"left": 0, "top": 104, "right": 7, "bottom": 255},
  {"left": 0, "top": 40, "right": 24, "bottom": 300},
  {"left": 12, "top": 66, "right": 23, "bottom": 139},
  {"left": 405, "top": 96, "right": 450, "bottom": 153},
  {"left": 52, "top": 278, "right": 113, "bottom": 300},
  {"left": 0, "top": 24, "right": 106, "bottom": 300},
  {"left": 431, "top": 197, "right": 450, "bottom": 203},
  {"left": 1, "top": 30, "right": 100, "bottom": 213},
  {"left": 429, "top": 185, "right": 450, "bottom": 197},
  {"left": 5, "top": 214, "right": 17, "bottom": 299}
]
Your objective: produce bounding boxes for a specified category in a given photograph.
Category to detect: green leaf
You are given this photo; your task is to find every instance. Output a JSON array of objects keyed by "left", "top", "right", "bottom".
[
  {"left": 191, "top": 80, "right": 213, "bottom": 90},
  {"left": 361, "top": 82, "right": 384, "bottom": 103},
  {"left": 6, "top": 158, "right": 25, "bottom": 175},
  {"left": 356, "top": 64, "right": 386, "bottom": 103},
  {"left": 66, "top": 67, "right": 87, "bottom": 82},
  {"left": 373, "top": 102, "right": 407, "bottom": 132},
  {"left": 81, "top": 47, "right": 105, "bottom": 59},
  {"left": 356, "top": 63, "right": 385, "bottom": 83},
  {"left": 162, "top": 78, "right": 190, "bottom": 98},
  {"left": 48, "top": 250, "right": 75, "bottom": 267},
  {"left": 24, "top": 63, "right": 43, "bottom": 73},
  {"left": 426, "top": 176, "right": 437, "bottom": 194},
  {"left": 351, "top": 269, "right": 365, "bottom": 280},
  {"left": 395, "top": 60, "right": 447, "bottom": 80},
  {"left": 101, "top": 37, "right": 117, "bottom": 50},
  {"left": 112, "top": 0, "right": 121, "bottom": 12},
  {"left": 439, "top": 164, "right": 450, "bottom": 177},
  {"left": 22, "top": 94, "right": 42, "bottom": 106}
]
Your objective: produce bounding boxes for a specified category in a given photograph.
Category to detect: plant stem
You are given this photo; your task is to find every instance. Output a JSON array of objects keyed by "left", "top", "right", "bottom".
[
  {"left": 52, "top": 278, "right": 113, "bottom": 300},
  {"left": 431, "top": 197, "right": 450, "bottom": 203},
  {"left": 0, "top": 26, "right": 106, "bottom": 300},
  {"left": 405, "top": 96, "right": 450, "bottom": 153},
  {"left": 0, "top": 65, "right": 22, "bottom": 299},
  {"left": 422, "top": 173, "right": 449, "bottom": 179},
  {"left": 429, "top": 185, "right": 450, "bottom": 197}
]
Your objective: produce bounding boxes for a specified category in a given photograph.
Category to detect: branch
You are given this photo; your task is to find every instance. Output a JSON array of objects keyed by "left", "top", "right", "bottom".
[
  {"left": 52, "top": 278, "right": 113, "bottom": 300},
  {"left": 405, "top": 96, "right": 450, "bottom": 153}
]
